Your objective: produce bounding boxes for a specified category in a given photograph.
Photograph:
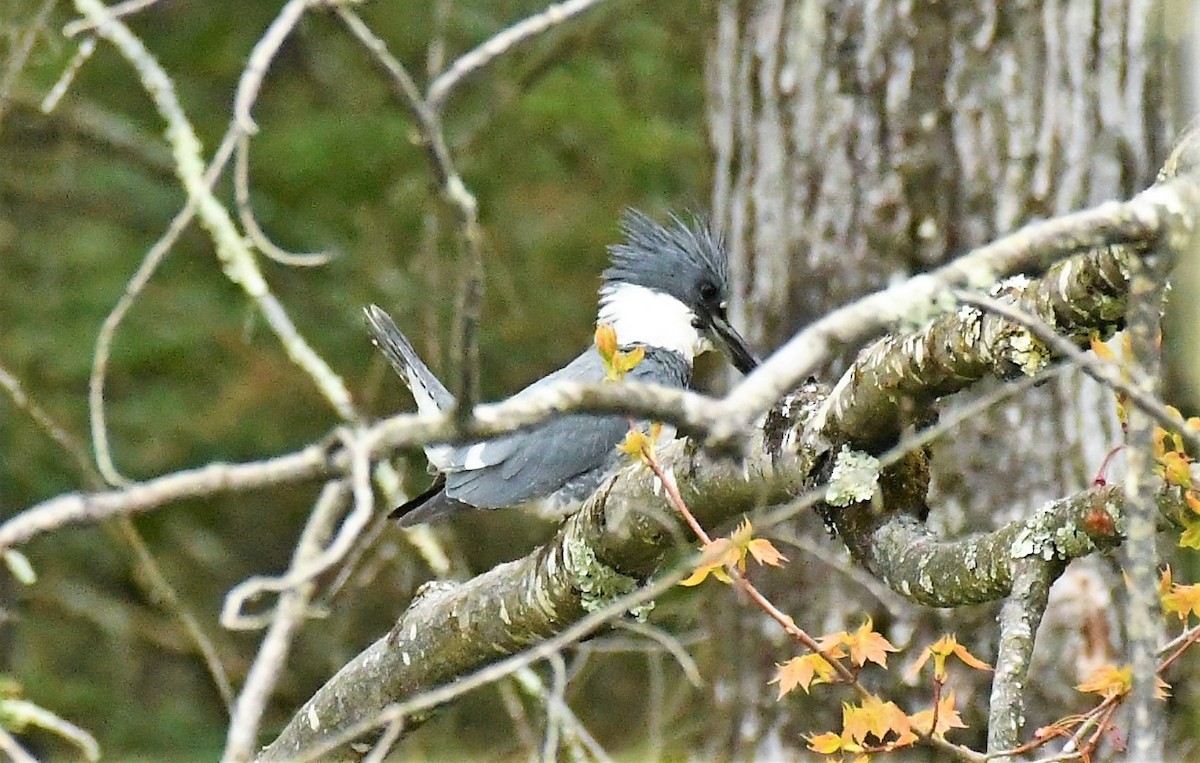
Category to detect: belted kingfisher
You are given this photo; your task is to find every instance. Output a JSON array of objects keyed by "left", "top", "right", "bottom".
[{"left": 366, "top": 209, "right": 758, "bottom": 526}]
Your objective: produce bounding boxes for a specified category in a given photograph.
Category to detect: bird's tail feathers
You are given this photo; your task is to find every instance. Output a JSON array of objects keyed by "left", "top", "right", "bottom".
[
  {"left": 365, "top": 305, "right": 455, "bottom": 415},
  {"left": 390, "top": 477, "right": 471, "bottom": 527}
]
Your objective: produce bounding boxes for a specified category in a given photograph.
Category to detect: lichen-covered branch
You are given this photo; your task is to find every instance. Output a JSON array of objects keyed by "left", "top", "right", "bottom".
[
  {"left": 815, "top": 242, "right": 1135, "bottom": 449},
  {"left": 987, "top": 558, "right": 1064, "bottom": 757}
]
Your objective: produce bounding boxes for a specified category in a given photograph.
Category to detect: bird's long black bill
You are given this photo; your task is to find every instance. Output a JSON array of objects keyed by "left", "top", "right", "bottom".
[{"left": 710, "top": 313, "right": 759, "bottom": 373}]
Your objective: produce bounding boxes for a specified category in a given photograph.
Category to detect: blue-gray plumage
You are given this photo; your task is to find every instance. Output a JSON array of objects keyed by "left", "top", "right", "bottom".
[{"left": 366, "top": 209, "right": 758, "bottom": 526}]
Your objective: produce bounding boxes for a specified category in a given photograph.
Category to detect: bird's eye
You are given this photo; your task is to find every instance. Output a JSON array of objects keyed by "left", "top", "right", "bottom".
[{"left": 698, "top": 281, "right": 719, "bottom": 301}]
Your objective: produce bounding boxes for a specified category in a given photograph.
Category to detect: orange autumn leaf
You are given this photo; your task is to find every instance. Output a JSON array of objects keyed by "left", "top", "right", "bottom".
[
  {"left": 771, "top": 653, "right": 839, "bottom": 698},
  {"left": 844, "top": 618, "right": 899, "bottom": 669},
  {"left": 747, "top": 537, "right": 788, "bottom": 567},
  {"left": 1162, "top": 582, "right": 1200, "bottom": 622},
  {"left": 909, "top": 691, "right": 968, "bottom": 738},
  {"left": 1076, "top": 664, "right": 1134, "bottom": 699},
  {"left": 1187, "top": 491, "right": 1200, "bottom": 515},
  {"left": 1180, "top": 516, "right": 1200, "bottom": 551},
  {"left": 679, "top": 537, "right": 737, "bottom": 587},
  {"left": 595, "top": 323, "right": 645, "bottom": 381},
  {"left": 616, "top": 423, "right": 663, "bottom": 464},
  {"left": 595, "top": 323, "right": 618, "bottom": 359},
  {"left": 1090, "top": 334, "right": 1117, "bottom": 363},
  {"left": 1157, "top": 450, "right": 1193, "bottom": 488},
  {"left": 806, "top": 731, "right": 846, "bottom": 755},
  {"left": 908, "top": 634, "right": 991, "bottom": 681},
  {"left": 842, "top": 695, "right": 912, "bottom": 746}
]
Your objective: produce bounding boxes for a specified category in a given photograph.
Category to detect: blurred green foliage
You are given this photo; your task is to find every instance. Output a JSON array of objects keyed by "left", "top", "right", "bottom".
[{"left": 0, "top": 0, "right": 713, "bottom": 758}]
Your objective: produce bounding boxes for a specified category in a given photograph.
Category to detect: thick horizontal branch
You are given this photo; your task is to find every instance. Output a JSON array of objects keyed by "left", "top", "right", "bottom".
[
  {"left": 835, "top": 480, "right": 1186, "bottom": 607},
  {"left": 0, "top": 381, "right": 723, "bottom": 552}
]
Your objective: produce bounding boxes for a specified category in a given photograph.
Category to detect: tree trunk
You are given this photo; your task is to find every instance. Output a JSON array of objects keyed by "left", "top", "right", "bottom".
[{"left": 706, "top": 0, "right": 1178, "bottom": 755}]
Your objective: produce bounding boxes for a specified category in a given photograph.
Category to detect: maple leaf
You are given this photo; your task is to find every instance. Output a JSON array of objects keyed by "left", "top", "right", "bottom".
[
  {"left": 1162, "top": 582, "right": 1200, "bottom": 622},
  {"left": 1186, "top": 491, "right": 1200, "bottom": 516},
  {"left": 1090, "top": 335, "right": 1117, "bottom": 363},
  {"left": 595, "top": 323, "right": 645, "bottom": 381},
  {"left": 1077, "top": 664, "right": 1131, "bottom": 699},
  {"left": 806, "top": 731, "right": 845, "bottom": 755},
  {"left": 616, "top": 422, "right": 663, "bottom": 465},
  {"left": 849, "top": 695, "right": 912, "bottom": 745},
  {"left": 747, "top": 537, "right": 787, "bottom": 567},
  {"left": 842, "top": 701, "right": 872, "bottom": 745},
  {"left": 679, "top": 538, "right": 737, "bottom": 587},
  {"left": 1179, "top": 516, "right": 1200, "bottom": 551},
  {"left": 845, "top": 618, "right": 899, "bottom": 668},
  {"left": 728, "top": 519, "right": 788, "bottom": 570},
  {"left": 1157, "top": 450, "right": 1193, "bottom": 488},
  {"left": 908, "top": 634, "right": 991, "bottom": 681},
  {"left": 770, "top": 654, "right": 839, "bottom": 698},
  {"left": 909, "top": 691, "right": 968, "bottom": 739}
]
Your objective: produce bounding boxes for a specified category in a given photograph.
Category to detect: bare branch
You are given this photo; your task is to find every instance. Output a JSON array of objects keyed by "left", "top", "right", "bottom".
[
  {"left": 2, "top": 358, "right": 236, "bottom": 711},
  {"left": 231, "top": 0, "right": 316, "bottom": 135},
  {"left": 222, "top": 482, "right": 351, "bottom": 763},
  {"left": 0, "top": 440, "right": 336, "bottom": 551},
  {"left": 40, "top": 36, "right": 97, "bottom": 113},
  {"left": 221, "top": 431, "right": 374, "bottom": 631},
  {"left": 987, "top": 558, "right": 1064, "bottom": 757},
  {"left": 62, "top": 0, "right": 163, "bottom": 37},
  {"left": 0, "top": 0, "right": 57, "bottom": 134},
  {"left": 954, "top": 289, "right": 1200, "bottom": 455},
  {"left": 88, "top": 127, "right": 239, "bottom": 487},
  {"left": 425, "top": 0, "right": 610, "bottom": 115},
  {"left": 0, "top": 726, "right": 39, "bottom": 763},
  {"left": 335, "top": 8, "right": 484, "bottom": 412},
  {"left": 0, "top": 360, "right": 96, "bottom": 480},
  {"left": 1122, "top": 257, "right": 1170, "bottom": 760},
  {"left": 76, "top": 0, "right": 359, "bottom": 425},
  {"left": 234, "top": 133, "right": 334, "bottom": 267}
]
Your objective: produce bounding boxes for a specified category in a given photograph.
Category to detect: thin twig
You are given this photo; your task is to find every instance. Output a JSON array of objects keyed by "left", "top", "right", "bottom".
[
  {"left": 637, "top": 446, "right": 863, "bottom": 691},
  {"left": 63, "top": 0, "right": 162, "bottom": 37},
  {"left": 1, "top": 358, "right": 235, "bottom": 711},
  {"left": 40, "top": 35, "right": 97, "bottom": 113},
  {"left": 234, "top": 133, "right": 334, "bottom": 266},
  {"left": 77, "top": 0, "right": 359, "bottom": 425},
  {"left": 88, "top": 127, "right": 239, "bottom": 486},
  {"left": 425, "top": 0, "right": 609, "bottom": 114},
  {"left": 613, "top": 619, "right": 703, "bottom": 687},
  {"left": 232, "top": 0, "right": 316, "bottom": 134},
  {"left": 335, "top": 7, "right": 483, "bottom": 412},
  {"left": 0, "top": 0, "right": 58, "bottom": 134},
  {"left": 362, "top": 717, "right": 404, "bottom": 763},
  {"left": 221, "top": 430, "right": 375, "bottom": 630},
  {"left": 222, "top": 482, "right": 351, "bottom": 763},
  {"left": 540, "top": 652, "right": 567, "bottom": 762},
  {"left": 0, "top": 725, "right": 39, "bottom": 763}
]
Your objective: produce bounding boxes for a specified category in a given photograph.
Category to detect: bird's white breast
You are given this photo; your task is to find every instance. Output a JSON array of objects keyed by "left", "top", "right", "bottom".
[{"left": 597, "top": 283, "right": 712, "bottom": 361}]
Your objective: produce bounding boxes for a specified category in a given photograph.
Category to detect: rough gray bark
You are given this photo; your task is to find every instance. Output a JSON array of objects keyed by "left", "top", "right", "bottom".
[{"left": 706, "top": 0, "right": 1178, "bottom": 754}]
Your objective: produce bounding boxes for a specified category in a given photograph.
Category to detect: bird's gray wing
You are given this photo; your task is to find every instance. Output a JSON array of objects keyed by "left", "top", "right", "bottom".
[
  {"left": 445, "top": 411, "right": 628, "bottom": 508},
  {"left": 438, "top": 347, "right": 692, "bottom": 510},
  {"left": 438, "top": 350, "right": 624, "bottom": 508}
]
